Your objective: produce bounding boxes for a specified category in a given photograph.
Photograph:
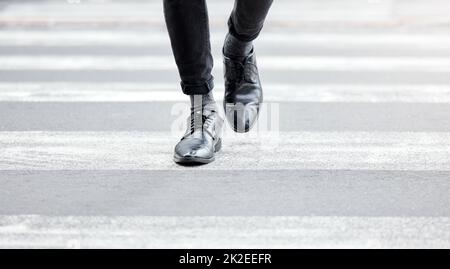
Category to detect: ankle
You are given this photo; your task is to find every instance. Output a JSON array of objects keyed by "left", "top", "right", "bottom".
[
  {"left": 223, "top": 33, "right": 253, "bottom": 60},
  {"left": 190, "top": 92, "right": 216, "bottom": 110}
]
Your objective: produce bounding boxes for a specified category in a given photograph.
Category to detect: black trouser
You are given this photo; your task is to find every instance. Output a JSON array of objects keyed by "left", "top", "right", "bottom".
[{"left": 163, "top": 0, "right": 273, "bottom": 95}]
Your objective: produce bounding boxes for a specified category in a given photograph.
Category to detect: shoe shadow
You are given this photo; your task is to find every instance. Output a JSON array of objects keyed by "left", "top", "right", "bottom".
[{"left": 175, "top": 162, "right": 211, "bottom": 167}]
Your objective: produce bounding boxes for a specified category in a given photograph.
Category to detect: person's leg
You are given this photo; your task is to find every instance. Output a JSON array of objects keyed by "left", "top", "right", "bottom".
[
  {"left": 223, "top": 0, "right": 273, "bottom": 133},
  {"left": 228, "top": 0, "right": 274, "bottom": 44},
  {"left": 163, "top": 0, "right": 214, "bottom": 95},
  {"left": 163, "top": 0, "right": 223, "bottom": 164}
]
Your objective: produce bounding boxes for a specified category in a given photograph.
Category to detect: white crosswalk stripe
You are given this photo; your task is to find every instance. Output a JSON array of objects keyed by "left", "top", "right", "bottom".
[
  {"left": 1, "top": 131, "right": 450, "bottom": 171},
  {"left": 2, "top": 31, "right": 450, "bottom": 48},
  {"left": 2, "top": 0, "right": 449, "bottom": 26},
  {"left": 1, "top": 216, "right": 449, "bottom": 248},
  {"left": 0, "top": 0, "right": 405, "bottom": 21},
  {"left": 2, "top": 83, "right": 450, "bottom": 103},
  {"left": 2, "top": 55, "right": 450, "bottom": 72}
]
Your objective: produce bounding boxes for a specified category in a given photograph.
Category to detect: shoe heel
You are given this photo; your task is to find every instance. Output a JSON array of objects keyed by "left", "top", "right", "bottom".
[{"left": 214, "top": 138, "right": 222, "bottom": 152}]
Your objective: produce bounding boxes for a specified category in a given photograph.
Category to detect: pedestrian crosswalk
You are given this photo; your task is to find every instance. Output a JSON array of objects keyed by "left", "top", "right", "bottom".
[{"left": 0, "top": 0, "right": 449, "bottom": 248}]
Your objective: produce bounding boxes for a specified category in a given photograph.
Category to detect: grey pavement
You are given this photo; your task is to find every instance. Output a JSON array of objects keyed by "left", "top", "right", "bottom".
[
  {"left": 0, "top": 0, "right": 450, "bottom": 248},
  {"left": 1, "top": 170, "right": 449, "bottom": 216},
  {"left": 1, "top": 102, "right": 450, "bottom": 131}
]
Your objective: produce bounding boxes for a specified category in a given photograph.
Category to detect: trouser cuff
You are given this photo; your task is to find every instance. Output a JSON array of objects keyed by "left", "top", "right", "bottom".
[{"left": 181, "top": 76, "right": 214, "bottom": 95}]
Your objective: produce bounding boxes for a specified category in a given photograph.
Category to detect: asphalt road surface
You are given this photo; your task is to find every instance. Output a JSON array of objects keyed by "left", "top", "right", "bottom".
[{"left": 0, "top": 0, "right": 450, "bottom": 248}]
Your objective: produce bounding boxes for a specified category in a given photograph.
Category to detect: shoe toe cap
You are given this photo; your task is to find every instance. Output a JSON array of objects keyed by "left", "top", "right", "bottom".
[
  {"left": 225, "top": 102, "right": 259, "bottom": 133},
  {"left": 174, "top": 138, "right": 213, "bottom": 160}
]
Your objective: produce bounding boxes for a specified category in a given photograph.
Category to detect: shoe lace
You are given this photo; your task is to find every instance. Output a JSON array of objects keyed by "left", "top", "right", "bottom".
[
  {"left": 228, "top": 61, "right": 244, "bottom": 83},
  {"left": 225, "top": 58, "right": 256, "bottom": 83},
  {"left": 188, "top": 106, "right": 208, "bottom": 134}
]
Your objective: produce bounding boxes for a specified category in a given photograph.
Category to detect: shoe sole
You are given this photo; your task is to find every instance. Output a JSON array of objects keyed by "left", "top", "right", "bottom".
[{"left": 173, "top": 138, "right": 222, "bottom": 165}]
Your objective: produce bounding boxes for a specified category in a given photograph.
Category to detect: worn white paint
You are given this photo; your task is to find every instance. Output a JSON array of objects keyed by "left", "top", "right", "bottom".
[
  {"left": 1, "top": 82, "right": 450, "bottom": 103},
  {"left": 1, "top": 131, "right": 450, "bottom": 171},
  {"left": 0, "top": 215, "right": 449, "bottom": 248}
]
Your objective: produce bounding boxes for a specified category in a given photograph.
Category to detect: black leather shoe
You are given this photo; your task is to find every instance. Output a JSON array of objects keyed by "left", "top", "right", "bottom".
[
  {"left": 223, "top": 49, "right": 263, "bottom": 133},
  {"left": 174, "top": 97, "right": 223, "bottom": 164}
]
